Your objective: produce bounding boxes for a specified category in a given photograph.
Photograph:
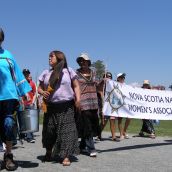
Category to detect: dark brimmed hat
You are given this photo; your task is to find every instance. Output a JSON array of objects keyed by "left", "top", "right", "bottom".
[
  {"left": 23, "top": 69, "right": 30, "bottom": 76},
  {"left": 76, "top": 53, "right": 91, "bottom": 66}
]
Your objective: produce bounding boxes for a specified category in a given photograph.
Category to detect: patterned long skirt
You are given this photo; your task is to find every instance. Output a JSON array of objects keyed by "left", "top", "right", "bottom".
[
  {"left": 141, "top": 119, "right": 155, "bottom": 134},
  {"left": 42, "top": 100, "right": 79, "bottom": 158}
]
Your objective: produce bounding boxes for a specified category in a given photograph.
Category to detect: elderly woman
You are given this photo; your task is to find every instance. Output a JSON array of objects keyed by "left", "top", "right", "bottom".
[
  {"left": 0, "top": 28, "right": 31, "bottom": 171},
  {"left": 38, "top": 50, "right": 80, "bottom": 166},
  {"left": 139, "top": 80, "right": 155, "bottom": 139},
  {"left": 76, "top": 53, "right": 99, "bottom": 157},
  {"left": 116, "top": 73, "right": 131, "bottom": 140}
]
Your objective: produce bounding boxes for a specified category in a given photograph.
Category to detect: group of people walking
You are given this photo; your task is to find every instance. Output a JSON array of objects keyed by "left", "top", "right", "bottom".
[{"left": 0, "top": 27, "right": 156, "bottom": 171}]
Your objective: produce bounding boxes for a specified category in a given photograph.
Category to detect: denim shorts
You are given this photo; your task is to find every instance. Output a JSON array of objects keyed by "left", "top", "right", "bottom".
[{"left": 0, "top": 99, "right": 18, "bottom": 142}]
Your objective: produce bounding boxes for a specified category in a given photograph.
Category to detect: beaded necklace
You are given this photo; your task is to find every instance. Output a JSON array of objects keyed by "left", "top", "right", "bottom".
[{"left": 79, "top": 69, "right": 93, "bottom": 82}]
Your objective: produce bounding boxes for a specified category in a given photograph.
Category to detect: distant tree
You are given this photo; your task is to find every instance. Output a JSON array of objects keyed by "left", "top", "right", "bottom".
[
  {"left": 91, "top": 60, "right": 105, "bottom": 81},
  {"left": 169, "top": 84, "right": 172, "bottom": 90}
]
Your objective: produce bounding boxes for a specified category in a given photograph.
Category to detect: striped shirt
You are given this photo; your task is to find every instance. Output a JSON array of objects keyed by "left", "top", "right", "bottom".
[{"left": 76, "top": 69, "right": 98, "bottom": 111}]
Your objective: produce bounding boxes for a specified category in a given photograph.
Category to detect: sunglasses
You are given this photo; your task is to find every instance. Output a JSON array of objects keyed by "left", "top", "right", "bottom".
[{"left": 106, "top": 75, "right": 112, "bottom": 79}]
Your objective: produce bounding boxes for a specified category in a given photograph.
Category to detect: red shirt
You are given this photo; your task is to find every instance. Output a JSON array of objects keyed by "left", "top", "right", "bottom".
[{"left": 23, "top": 80, "right": 36, "bottom": 106}]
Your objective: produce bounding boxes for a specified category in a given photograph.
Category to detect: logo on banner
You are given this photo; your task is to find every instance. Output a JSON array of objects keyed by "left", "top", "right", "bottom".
[{"left": 105, "top": 84, "right": 126, "bottom": 113}]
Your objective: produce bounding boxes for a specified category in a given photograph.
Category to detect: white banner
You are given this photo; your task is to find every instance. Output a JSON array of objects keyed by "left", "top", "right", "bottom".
[{"left": 103, "top": 80, "right": 172, "bottom": 120}]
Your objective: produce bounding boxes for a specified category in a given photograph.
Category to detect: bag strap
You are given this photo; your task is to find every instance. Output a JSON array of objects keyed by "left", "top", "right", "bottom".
[
  {"left": 0, "top": 57, "right": 16, "bottom": 81},
  {"left": 6, "top": 58, "right": 16, "bottom": 81}
]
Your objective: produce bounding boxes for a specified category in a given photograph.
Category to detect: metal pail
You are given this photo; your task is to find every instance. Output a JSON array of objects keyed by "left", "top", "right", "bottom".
[{"left": 17, "top": 109, "right": 39, "bottom": 133}]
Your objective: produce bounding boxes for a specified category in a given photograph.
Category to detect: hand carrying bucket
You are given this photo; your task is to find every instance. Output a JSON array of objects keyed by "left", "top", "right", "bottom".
[{"left": 17, "top": 109, "right": 39, "bottom": 133}]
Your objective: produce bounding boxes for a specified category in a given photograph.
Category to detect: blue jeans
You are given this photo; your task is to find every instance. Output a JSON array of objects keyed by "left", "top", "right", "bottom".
[
  {"left": 0, "top": 99, "right": 18, "bottom": 142},
  {"left": 80, "top": 137, "right": 96, "bottom": 153},
  {"left": 24, "top": 105, "right": 34, "bottom": 140}
]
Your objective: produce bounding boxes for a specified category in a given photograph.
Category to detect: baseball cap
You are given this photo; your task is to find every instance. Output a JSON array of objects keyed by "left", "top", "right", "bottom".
[
  {"left": 117, "top": 73, "right": 126, "bottom": 79},
  {"left": 76, "top": 53, "right": 91, "bottom": 66}
]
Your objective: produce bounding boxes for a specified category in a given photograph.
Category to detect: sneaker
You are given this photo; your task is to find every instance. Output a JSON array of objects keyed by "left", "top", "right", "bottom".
[
  {"left": 95, "top": 136, "right": 101, "bottom": 141},
  {"left": 27, "top": 139, "right": 35, "bottom": 143},
  {"left": 90, "top": 152, "right": 97, "bottom": 157},
  {"left": 4, "top": 153, "right": 18, "bottom": 171},
  {"left": 3, "top": 143, "right": 6, "bottom": 151}
]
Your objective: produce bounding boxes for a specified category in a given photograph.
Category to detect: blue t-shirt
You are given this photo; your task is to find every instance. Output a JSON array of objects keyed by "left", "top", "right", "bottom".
[{"left": 0, "top": 47, "right": 31, "bottom": 101}]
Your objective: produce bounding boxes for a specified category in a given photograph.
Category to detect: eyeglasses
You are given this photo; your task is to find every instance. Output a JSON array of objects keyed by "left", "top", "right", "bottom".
[
  {"left": 119, "top": 77, "right": 125, "bottom": 80},
  {"left": 106, "top": 75, "right": 112, "bottom": 79}
]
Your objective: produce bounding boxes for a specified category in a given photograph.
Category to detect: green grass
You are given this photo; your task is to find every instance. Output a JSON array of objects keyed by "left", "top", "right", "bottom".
[
  {"left": 103, "top": 119, "right": 172, "bottom": 137},
  {"left": 39, "top": 113, "right": 172, "bottom": 137}
]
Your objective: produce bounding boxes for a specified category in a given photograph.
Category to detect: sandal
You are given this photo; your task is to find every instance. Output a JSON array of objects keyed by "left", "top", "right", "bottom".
[
  {"left": 112, "top": 138, "right": 120, "bottom": 142},
  {"left": 62, "top": 158, "right": 71, "bottom": 166},
  {"left": 119, "top": 136, "right": 124, "bottom": 141},
  {"left": 124, "top": 134, "right": 129, "bottom": 139},
  {"left": 149, "top": 133, "right": 156, "bottom": 139}
]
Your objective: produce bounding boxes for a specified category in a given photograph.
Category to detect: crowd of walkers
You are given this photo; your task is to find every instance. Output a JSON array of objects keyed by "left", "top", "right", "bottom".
[{"left": 0, "top": 27, "right": 157, "bottom": 171}]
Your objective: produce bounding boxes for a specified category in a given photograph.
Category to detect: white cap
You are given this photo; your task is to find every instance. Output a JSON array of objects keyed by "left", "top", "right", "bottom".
[
  {"left": 76, "top": 53, "right": 91, "bottom": 66},
  {"left": 117, "top": 73, "right": 126, "bottom": 78}
]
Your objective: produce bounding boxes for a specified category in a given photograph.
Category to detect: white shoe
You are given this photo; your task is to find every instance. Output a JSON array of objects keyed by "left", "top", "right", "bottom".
[
  {"left": 3, "top": 143, "right": 6, "bottom": 151},
  {"left": 90, "top": 152, "right": 97, "bottom": 157}
]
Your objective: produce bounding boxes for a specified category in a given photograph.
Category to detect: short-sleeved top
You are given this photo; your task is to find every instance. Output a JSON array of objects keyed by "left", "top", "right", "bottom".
[
  {"left": 38, "top": 67, "right": 77, "bottom": 103},
  {"left": 0, "top": 48, "right": 31, "bottom": 101},
  {"left": 76, "top": 69, "right": 98, "bottom": 111},
  {"left": 23, "top": 80, "right": 36, "bottom": 106}
]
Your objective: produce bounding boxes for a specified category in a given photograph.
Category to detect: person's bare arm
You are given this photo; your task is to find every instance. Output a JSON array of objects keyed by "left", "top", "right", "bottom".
[{"left": 72, "top": 79, "right": 81, "bottom": 110}]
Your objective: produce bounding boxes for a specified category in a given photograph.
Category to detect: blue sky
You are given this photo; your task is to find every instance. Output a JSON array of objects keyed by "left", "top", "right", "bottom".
[{"left": 1, "top": 0, "right": 172, "bottom": 88}]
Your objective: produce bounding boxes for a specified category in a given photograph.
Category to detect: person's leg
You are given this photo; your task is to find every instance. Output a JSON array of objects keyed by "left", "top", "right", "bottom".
[
  {"left": 42, "top": 112, "right": 56, "bottom": 162},
  {"left": 118, "top": 117, "right": 123, "bottom": 140},
  {"left": 0, "top": 138, "right": 3, "bottom": 151},
  {"left": 139, "top": 119, "right": 145, "bottom": 136},
  {"left": 3, "top": 115, "right": 18, "bottom": 171},
  {"left": 79, "top": 138, "right": 86, "bottom": 151},
  {"left": 85, "top": 137, "right": 96, "bottom": 157},
  {"left": 98, "top": 117, "right": 108, "bottom": 140},
  {"left": 26, "top": 132, "right": 35, "bottom": 143},
  {"left": 1, "top": 99, "right": 18, "bottom": 171},
  {"left": 123, "top": 118, "right": 131, "bottom": 138},
  {"left": 110, "top": 118, "right": 115, "bottom": 139}
]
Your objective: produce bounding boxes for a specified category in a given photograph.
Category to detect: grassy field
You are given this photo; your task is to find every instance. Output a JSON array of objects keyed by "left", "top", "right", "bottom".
[
  {"left": 39, "top": 114, "right": 172, "bottom": 137},
  {"left": 103, "top": 119, "right": 172, "bottom": 137}
]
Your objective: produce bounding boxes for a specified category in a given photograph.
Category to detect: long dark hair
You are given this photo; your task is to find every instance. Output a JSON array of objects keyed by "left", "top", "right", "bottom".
[
  {"left": 49, "top": 50, "right": 68, "bottom": 68},
  {"left": 49, "top": 50, "right": 68, "bottom": 88},
  {"left": 0, "top": 28, "right": 4, "bottom": 43}
]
